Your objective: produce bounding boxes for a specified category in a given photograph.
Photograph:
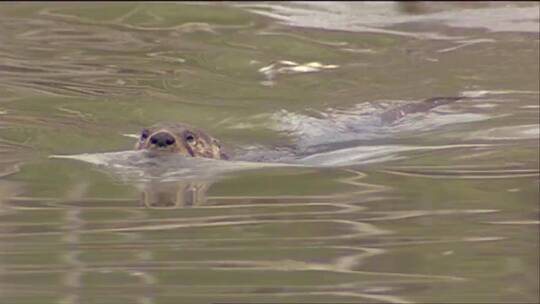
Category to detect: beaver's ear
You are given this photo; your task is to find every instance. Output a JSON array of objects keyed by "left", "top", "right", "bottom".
[{"left": 211, "top": 139, "right": 224, "bottom": 159}]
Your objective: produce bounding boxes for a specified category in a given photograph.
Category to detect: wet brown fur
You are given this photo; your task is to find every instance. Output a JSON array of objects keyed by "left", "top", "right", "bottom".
[
  {"left": 135, "top": 97, "right": 463, "bottom": 160},
  {"left": 135, "top": 122, "right": 228, "bottom": 160}
]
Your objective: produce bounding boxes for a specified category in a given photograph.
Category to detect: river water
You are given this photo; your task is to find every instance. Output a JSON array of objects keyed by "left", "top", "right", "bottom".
[{"left": 0, "top": 2, "right": 538, "bottom": 303}]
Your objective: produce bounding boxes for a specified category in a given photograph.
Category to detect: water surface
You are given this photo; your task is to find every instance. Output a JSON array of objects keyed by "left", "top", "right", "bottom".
[{"left": 0, "top": 2, "right": 538, "bottom": 303}]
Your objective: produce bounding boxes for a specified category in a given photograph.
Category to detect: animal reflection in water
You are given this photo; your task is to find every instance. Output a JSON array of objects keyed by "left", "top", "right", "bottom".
[{"left": 140, "top": 180, "right": 211, "bottom": 208}]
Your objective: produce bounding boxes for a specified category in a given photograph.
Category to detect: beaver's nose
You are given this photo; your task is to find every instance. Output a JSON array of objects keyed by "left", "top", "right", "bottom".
[{"left": 149, "top": 132, "right": 176, "bottom": 147}]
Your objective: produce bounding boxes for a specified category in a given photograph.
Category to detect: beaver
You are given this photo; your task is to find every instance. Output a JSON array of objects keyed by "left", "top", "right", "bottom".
[
  {"left": 135, "top": 97, "right": 466, "bottom": 161},
  {"left": 135, "top": 122, "right": 229, "bottom": 160},
  {"left": 131, "top": 97, "right": 468, "bottom": 207}
]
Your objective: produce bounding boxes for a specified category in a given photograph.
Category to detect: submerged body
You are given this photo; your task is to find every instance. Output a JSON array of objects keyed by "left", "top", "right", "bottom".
[{"left": 135, "top": 97, "right": 465, "bottom": 161}]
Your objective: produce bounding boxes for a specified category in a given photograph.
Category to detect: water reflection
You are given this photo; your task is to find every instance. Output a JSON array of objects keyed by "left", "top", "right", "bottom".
[
  {"left": 139, "top": 180, "right": 211, "bottom": 208},
  {"left": 2, "top": 165, "right": 526, "bottom": 303}
]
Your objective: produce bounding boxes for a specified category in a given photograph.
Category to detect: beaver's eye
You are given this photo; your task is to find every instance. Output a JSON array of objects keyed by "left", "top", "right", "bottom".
[
  {"left": 140, "top": 129, "right": 149, "bottom": 141},
  {"left": 185, "top": 133, "right": 195, "bottom": 143}
]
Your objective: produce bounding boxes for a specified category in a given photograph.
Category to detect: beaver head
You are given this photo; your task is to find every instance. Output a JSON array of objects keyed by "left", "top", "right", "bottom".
[{"left": 135, "top": 122, "right": 228, "bottom": 160}]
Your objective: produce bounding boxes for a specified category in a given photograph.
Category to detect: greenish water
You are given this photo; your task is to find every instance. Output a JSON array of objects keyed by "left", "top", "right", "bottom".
[{"left": 0, "top": 2, "right": 538, "bottom": 303}]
